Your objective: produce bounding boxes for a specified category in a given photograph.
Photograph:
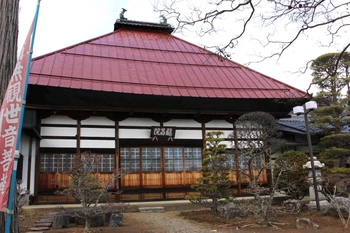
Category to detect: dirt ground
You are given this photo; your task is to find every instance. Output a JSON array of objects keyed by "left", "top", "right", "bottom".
[
  {"left": 180, "top": 209, "right": 350, "bottom": 233},
  {"left": 19, "top": 208, "right": 350, "bottom": 233}
]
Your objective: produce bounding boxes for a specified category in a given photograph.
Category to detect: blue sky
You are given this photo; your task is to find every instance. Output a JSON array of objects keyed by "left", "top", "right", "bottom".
[{"left": 18, "top": 0, "right": 345, "bottom": 94}]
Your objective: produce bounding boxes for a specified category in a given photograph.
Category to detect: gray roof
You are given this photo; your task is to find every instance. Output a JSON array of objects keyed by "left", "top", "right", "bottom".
[
  {"left": 277, "top": 120, "right": 306, "bottom": 134},
  {"left": 277, "top": 115, "right": 350, "bottom": 134}
]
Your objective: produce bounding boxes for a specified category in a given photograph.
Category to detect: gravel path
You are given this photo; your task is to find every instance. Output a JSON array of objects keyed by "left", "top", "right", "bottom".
[{"left": 125, "top": 211, "right": 223, "bottom": 233}]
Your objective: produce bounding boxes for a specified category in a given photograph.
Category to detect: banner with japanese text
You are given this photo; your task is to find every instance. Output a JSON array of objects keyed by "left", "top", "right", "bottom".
[{"left": 0, "top": 21, "right": 34, "bottom": 211}]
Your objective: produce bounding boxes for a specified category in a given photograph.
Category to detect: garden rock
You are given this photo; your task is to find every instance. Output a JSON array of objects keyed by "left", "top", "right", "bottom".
[
  {"left": 296, "top": 218, "right": 319, "bottom": 229},
  {"left": 53, "top": 214, "right": 70, "bottom": 229},
  {"left": 75, "top": 214, "right": 103, "bottom": 227},
  {"left": 105, "top": 211, "right": 122, "bottom": 223},
  {"left": 109, "top": 212, "right": 123, "bottom": 227},
  {"left": 283, "top": 199, "right": 304, "bottom": 213},
  {"left": 324, "top": 196, "right": 350, "bottom": 217},
  {"left": 218, "top": 197, "right": 240, "bottom": 218}
]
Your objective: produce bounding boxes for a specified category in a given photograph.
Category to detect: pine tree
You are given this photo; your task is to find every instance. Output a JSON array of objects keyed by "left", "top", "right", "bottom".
[
  {"left": 310, "top": 52, "right": 350, "bottom": 167},
  {"left": 187, "top": 131, "right": 234, "bottom": 213}
]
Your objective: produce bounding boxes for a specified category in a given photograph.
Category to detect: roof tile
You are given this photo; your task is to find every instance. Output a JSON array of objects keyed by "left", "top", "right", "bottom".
[{"left": 29, "top": 27, "right": 308, "bottom": 100}]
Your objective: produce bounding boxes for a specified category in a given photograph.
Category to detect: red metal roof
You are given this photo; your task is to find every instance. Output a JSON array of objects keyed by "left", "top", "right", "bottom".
[{"left": 29, "top": 23, "right": 307, "bottom": 99}]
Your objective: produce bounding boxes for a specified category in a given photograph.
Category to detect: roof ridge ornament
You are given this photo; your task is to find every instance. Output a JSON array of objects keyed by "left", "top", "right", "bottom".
[
  {"left": 120, "top": 8, "right": 127, "bottom": 21},
  {"left": 160, "top": 15, "right": 167, "bottom": 24},
  {"left": 113, "top": 12, "right": 174, "bottom": 33}
]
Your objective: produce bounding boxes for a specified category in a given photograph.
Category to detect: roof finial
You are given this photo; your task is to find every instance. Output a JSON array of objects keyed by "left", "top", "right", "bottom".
[
  {"left": 160, "top": 15, "right": 167, "bottom": 24},
  {"left": 120, "top": 8, "right": 127, "bottom": 20}
]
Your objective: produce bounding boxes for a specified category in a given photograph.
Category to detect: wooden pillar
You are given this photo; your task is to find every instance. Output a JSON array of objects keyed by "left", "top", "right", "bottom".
[
  {"left": 160, "top": 121, "right": 166, "bottom": 199},
  {"left": 152, "top": 116, "right": 169, "bottom": 200},
  {"left": 193, "top": 115, "right": 211, "bottom": 158},
  {"left": 201, "top": 123, "right": 206, "bottom": 151},
  {"left": 68, "top": 112, "right": 90, "bottom": 156},
  {"left": 27, "top": 137, "right": 32, "bottom": 192},
  {"left": 76, "top": 119, "right": 81, "bottom": 156},
  {"left": 115, "top": 120, "right": 121, "bottom": 201},
  {"left": 107, "top": 113, "right": 128, "bottom": 201},
  {"left": 33, "top": 137, "right": 40, "bottom": 204}
]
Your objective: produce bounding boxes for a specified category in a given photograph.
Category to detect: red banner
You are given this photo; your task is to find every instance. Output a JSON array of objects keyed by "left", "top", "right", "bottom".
[{"left": 0, "top": 21, "right": 34, "bottom": 211}]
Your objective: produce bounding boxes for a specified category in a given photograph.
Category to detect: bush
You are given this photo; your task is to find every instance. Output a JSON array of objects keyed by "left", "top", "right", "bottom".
[{"left": 274, "top": 151, "right": 309, "bottom": 199}]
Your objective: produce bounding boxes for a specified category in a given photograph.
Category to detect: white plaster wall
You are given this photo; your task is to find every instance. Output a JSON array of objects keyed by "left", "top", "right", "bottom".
[
  {"left": 81, "top": 128, "right": 115, "bottom": 137},
  {"left": 120, "top": 118, "right": 157, "bottom": 127},
  {"left": 175, "top": 130, "right": 202, "bottom": 139},
  {"left": 40, "top": 139, "right": 76, "bottom": 148},
  {"left": 40, "top": 116, "right": 236, "bottom": 142},
  {"left": 80, "top": 140, "right": 115, "bottom": 148},
  {"left": 20, "top": 134, "right": 37, "bottom": 197},
  {"left": 20, "top": 133, "right": 30, "bottom": 192},
  {"left": 30, "top": 139, "right": 36, "bottom": 196},
  {"left": 41, "top": 115, "right": 76, "bottom": 125},
  {"left": 164, "top": 119, "right": 201, "bottom": 127},
  {"left": 205, "top": 120, "right": 232, "bottom": 128},
  {"left": 41, "top": 127, "right": 77, "bottom": 137},
  {"left": 119, "top": 128, "right": 204, "bottom": 140},
  {"left": 81, "top": 116, "right": 114, "bottom": 126},
  {"left": 119, "top": 129, "right": 150, "bottom": 138}
]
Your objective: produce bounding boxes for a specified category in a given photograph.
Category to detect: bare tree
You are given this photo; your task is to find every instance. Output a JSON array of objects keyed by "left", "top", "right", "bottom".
[
  {"left": 231, "top": 112, "right": 283, "bottom": 187},
  {"left": 274, "top": 151, "right": 309, "bottom": 200},
  {"left": 155, "top": 1, "right": 350, "bottom": 66},
  {"left": 54, "top": 152, "right": 128, "bottom": 233},
  {"left": 229, "top": 111, "right": 284, "bottom": 226},
  {"left": 0, "top": 0, "right": 19, "bottom": 105},
  {"left": 319, "top": 169, "right": 350, "bottom": 228}
]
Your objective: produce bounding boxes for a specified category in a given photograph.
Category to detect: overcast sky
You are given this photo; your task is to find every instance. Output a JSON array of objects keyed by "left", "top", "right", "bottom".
[{"left": 18, "top": 0, "right": 345, "bottom": 95}]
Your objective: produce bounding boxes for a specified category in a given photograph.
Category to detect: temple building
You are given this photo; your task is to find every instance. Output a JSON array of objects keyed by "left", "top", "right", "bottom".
[{"left": 20, "top": 15, "right": 309, "bottom": 203}]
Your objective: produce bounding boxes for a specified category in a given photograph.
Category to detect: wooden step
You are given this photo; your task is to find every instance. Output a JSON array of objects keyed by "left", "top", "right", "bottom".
[
  {"left": 138, "top": 206, "right": 165, "bottom": 212},
  {"left": 27, "top": 227, "right": 50, "bottom": 231}
]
